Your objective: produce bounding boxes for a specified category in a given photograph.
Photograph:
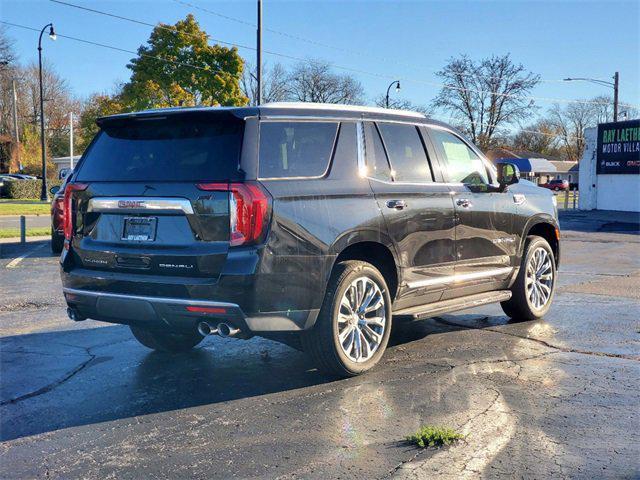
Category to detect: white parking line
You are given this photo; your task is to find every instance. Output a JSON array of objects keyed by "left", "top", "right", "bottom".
[{"left": 5, "top": 243, "right": 47, "bottom": 269}]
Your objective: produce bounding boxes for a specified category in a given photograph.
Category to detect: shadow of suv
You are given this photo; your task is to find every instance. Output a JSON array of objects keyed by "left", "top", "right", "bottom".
[{"left": 59, "top": 103, "right": 560, "bottom": 377}]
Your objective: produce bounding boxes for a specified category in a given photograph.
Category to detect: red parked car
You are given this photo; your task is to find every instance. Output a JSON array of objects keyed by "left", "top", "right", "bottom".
[
  {"left": 540, "top": 179, "right": 569, "bottom": 191},
  {"left": 50, "top": 177, "right": 69, "bottom": 253}
]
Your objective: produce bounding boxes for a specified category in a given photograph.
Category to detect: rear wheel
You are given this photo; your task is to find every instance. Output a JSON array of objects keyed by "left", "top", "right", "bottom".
[
  {"left": 301, "top": 260, "right": 392, "bottom": 377},
  {"left": 501, "top": 235, "right": 556, "bottom": 321},
  {"left": 130, "top": 326, "right": 204, "bottom": 353},
  {"left": 51, "top": 229, "right": 64, "bottom": 253}
]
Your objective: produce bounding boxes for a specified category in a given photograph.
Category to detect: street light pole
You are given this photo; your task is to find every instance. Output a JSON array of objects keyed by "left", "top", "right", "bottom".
[
  {"left": 69, "top": 112, "right": 74, "bottom": 170},
  {"left": 256, "top": 0, "right": 262, "bottom": 105},
  {"left": 613, "top": 71, "right": 619, "bottom": 122},
  {"left": 563, "top": 73, "right": 620, "bottom": 122},
  {"left": 385, "top": 80, "right": 400, "bottom": 108},
  {"left": 38, "top": 23, "right": 56, "bottom": 201}
]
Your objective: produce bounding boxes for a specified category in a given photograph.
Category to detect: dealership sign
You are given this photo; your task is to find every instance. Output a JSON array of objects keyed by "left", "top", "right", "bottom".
[{"left": 597, "top": 119, "right": 640, "bottom": 174}]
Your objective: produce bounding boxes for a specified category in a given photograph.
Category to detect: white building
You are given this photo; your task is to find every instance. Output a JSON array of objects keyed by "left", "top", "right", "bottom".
[{"left": 579, "top": 120, "right": 640, "bottom": 213}]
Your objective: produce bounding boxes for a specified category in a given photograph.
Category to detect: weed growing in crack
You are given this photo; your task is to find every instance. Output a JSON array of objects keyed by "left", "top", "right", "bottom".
[{"left": 406, "top": 425, "right": 465, "bottom": 448}]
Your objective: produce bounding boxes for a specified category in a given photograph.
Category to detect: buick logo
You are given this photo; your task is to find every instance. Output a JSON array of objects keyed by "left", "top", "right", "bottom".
[{"left": 118, "top": 200, "right": 146, "bottom": 209}]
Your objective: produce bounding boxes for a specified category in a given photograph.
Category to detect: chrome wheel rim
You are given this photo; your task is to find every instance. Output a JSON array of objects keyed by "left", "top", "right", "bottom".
[
  {"left": 526, "top": 247, "right": 554, "bottom": 310},
  {"left": 337, "top": 276, "right": 386, "bottom": 363}
]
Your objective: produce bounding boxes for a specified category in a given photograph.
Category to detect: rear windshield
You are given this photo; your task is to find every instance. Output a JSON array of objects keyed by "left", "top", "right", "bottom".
[{"left": 76, "top": 117, "right": 244, "bottom": 182}]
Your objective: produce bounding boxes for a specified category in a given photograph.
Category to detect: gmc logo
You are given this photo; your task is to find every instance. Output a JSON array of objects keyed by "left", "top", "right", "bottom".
[{"left": 118, "top": 200, "right": 146, "bottom": 209}]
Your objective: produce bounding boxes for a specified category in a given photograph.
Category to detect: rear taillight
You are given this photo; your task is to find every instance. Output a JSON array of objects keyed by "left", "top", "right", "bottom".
[
  {"left": 63, "top": 183, "right": 88, "bottom": 246},
  {"left": 197, "top": 181, "right": 271, "bottom": 247}
]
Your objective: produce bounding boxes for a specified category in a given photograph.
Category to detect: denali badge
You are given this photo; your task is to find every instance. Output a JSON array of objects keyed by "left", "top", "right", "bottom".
[
  {"left": 159, "top": 263, "right": 195, "bottom": 269},
  {"left": 118, "top": 200, "right": 146, "bottom": 209}
]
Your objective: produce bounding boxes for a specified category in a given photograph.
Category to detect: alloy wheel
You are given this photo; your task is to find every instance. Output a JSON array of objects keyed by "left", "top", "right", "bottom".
[
  {"left": 526, "top": 247, "right": 554, "bottom": 310},
  {"left": 337, "top": 276, "right": 386, "bottom": 363}
]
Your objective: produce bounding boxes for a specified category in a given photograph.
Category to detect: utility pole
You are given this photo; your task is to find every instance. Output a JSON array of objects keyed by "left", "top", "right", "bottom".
[
  {"left": 613, "top": 71, "right": 619, "bottom": 122},
  {"left": 256, "top": 0, "right": 262, "bottom": 105},
  {"left": 12, "top": 79, "right": 20, "bottom": 171},
  {"left": 69, "top": 112, "right": 74, "bottom": 170}
]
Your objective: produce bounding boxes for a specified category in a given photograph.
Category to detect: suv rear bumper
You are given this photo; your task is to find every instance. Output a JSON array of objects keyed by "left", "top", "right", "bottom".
[{"left": 62, "top": 287, "right": 318, "bottom": 334}]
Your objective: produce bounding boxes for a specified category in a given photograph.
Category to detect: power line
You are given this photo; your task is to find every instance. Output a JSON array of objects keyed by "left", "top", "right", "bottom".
[
  {"left": 169, "top": 0, "right": 638, "bottom": 92},
  {"left": 46, "top": 0, "right": 639, "bottom": 109},
  {"left": 0, "top": 20, "right": 212, "bottom": 72},
  {"left": 0, "top": 22, "right": 615, "bottom": 142}
]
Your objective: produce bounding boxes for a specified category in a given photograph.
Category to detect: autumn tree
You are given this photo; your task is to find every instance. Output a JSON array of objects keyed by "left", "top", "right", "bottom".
[
  {"left": 511, "top": 119, "right": 559, "bottom": 156},
  {"left": 433, "top": 54, "right": 539, "bottom": 150},
  {"left": 77, "top": 93, "right": 124, "bottom": 152},
  {"left": 285, "top": 60, "right": 364, "bottom": 104},
  {"left": 120, "top": 14, "right": 247, "bottom": 110},
  {"left": 241, "top": 62, "right": 288, "bottom": 105},
  {"left": 373, "top": 95, "right": 431, "bottom": 115}
]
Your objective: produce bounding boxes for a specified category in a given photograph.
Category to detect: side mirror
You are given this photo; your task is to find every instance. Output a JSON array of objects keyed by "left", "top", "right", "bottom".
[
  {"left": 497, "top": 162, "right": 520, "bottom": 190},
  {"left": 50, "top": 185, "right": 60, "bottom": 195}
]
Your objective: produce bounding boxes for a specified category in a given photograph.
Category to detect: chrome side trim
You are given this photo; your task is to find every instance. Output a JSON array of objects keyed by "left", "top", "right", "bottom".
[
  {"left": 356, "top": 121, "right": 366, "bottom": 176},
  {"left": 63, "top": 288, "right": 240, "bottom": 309},
  {"left": 87, "top": 197, "right": 194, "bottom": 214},
  {"left": 407, "top": 267, "right": 514, "bottom": 289}
]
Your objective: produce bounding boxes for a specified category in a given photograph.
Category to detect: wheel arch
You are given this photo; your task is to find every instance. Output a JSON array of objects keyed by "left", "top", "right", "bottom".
[
  {"left": 522, "top": 216, "right": 560, "bottom": 267},
  {"left": 329, "top": 235, "right": 400, "bottom": 302}
]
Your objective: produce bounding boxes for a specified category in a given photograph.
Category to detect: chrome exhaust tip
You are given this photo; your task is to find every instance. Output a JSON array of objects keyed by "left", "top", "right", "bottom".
[
  {"left": 217, "top": 322, "right": 240, "bottom": 338},
  {"left": 197, "top": 321, "right": 218, "bottom": 336}
]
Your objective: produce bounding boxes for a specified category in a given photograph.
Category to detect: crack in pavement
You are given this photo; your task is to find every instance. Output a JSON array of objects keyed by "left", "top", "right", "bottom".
[
  {"left": 0, "top": 348, "right": 96, "bottom": 406},
  {"left": 432, "top": 317, "right": 639, "bottom": 362},
  {"left": 0, "top": 338, "right": 131, "bottom": 407}
]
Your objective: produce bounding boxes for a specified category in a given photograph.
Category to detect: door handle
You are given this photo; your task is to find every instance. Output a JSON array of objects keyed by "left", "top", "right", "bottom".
[
  {"left": 456, "top": 198, "right": 472, "bottom": 208},
  {"left": 386, "top": 199, "right": 407, "bottom": 210}
]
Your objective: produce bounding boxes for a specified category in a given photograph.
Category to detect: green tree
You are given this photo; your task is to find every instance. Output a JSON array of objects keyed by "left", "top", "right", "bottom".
[{"left": 121, "top": 14, "right": 247, "bottom": 110}]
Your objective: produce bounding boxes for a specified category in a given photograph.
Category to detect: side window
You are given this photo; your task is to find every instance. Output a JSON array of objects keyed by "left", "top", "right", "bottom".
[
  {"left": 429, "top": 129, "right": 489, "bottom": 185},
  {"left": 259, "top": 121, "right": 338, "bottom": 178},
  {"left": 377, "top": 123, "right": 433, "bottom": 182},
  {"left": 363, "top": 122, "right": 391, "bottom": 181}
]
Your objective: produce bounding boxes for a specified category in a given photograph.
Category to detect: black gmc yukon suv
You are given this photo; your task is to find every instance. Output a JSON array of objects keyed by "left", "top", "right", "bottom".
[{"left": 60, "top": 103, "right": 560, "bottom": 377}]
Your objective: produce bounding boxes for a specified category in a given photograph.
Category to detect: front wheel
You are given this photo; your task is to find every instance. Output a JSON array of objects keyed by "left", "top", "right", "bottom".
[
  {"left": 130, "top": 326, "right": 204, "bottom": 353},
  {"left": 501, "top": 235, "right": 556, "bottom": 321},
  {"left": 301, "top": 260, "right": 392, "bottom": 377}
]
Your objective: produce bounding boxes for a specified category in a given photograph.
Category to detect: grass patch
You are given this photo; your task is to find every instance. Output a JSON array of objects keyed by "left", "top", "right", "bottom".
[
  {"left": 0, "top": 227, "right": 50, "bottom": 239},
  {"left": 406, "top": 425, "right": 465, "bottom": 448},
  {"left": 0, "top": 200, "right": 50, "bottom": 216}
]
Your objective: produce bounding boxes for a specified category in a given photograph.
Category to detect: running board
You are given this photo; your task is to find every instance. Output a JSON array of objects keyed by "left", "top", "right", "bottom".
[{"left": 393, "top": 290, "right": 512, "bottom": 320}]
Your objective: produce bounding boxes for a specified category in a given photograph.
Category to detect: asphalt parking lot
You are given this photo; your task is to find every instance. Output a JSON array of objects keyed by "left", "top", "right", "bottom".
[{"left": 1, "top": 211, "right": 639, "bottom": 479}]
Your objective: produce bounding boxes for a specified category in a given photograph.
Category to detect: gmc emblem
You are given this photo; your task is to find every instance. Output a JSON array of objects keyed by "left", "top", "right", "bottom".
[{"left": 118, "top": 200, "right": 146, "bottom": 209}]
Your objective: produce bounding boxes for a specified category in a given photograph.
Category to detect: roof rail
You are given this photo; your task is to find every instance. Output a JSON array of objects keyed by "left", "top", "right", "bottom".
[{"left": 260, "top": 102, "right": 426, "bottom": 119}]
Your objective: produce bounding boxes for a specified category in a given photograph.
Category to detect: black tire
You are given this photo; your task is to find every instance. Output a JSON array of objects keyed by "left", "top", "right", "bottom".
[
  {"left": 51, "top": 230, "right": 64, "bottom": 254},
  {"left": 501, "top": 235, "right": 556, "bottom": 321},
  {"left": 301, "top": 260, "right": 392, "bottom": 377},
  {"left": 130, "top": 326, "right": 204, "bottom": 353}
]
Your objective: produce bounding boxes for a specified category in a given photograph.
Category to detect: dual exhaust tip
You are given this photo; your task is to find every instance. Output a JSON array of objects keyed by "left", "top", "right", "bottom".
[{"left": 197, "top": 321, "right": 240, "bottom": 338}]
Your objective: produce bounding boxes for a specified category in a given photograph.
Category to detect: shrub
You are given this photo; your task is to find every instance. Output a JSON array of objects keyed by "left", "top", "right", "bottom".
[
  {"left": 406, "top": 425, "right": 465, "bottom": 448},
  {"left": 2, "top": 179, "right": 62, "bottom": 199}
]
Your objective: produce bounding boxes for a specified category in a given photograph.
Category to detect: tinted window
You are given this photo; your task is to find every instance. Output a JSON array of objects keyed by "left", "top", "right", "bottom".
[
  {"left": 259, "top": 122, "right": 338, "bottom": 178},
  {"left": 429, "top": 129, "right": 489, "bottom": 185},
  {"left": 363, "top": 123, "right": 391, "bottom": 181},
  {"left": 77, "top": 118, "right": 244, "bottom": 182},
  {"left": 377, "top": 124, "right": 432, "bottom": 182}
]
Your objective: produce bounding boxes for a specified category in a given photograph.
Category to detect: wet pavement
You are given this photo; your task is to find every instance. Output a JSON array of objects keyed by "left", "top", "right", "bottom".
[{"left": 0, "top": 212, "right": 638, "bottom": 479}]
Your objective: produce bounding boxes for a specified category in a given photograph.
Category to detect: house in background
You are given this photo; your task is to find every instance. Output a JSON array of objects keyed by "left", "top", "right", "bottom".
[
  {"left": 52, "top": 155, "right": 81, "bottom": 178},
  {"left": 485, "top": 148, "right": 579, "bottom": 188}
]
